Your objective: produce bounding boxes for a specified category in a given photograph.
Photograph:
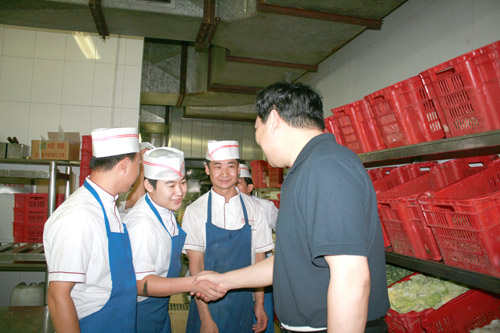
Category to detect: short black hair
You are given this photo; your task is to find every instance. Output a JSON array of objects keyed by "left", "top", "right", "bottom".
[
  {"left": 145, "top": 178, "right": 158, "bottom": 189},
  {"left": 90, "top": 152, "right": 138, "bottom": 171},
  {"left": 256, "top": 82, "right": 325, "bottom": 131},
  {"left": 241, "top": 177, "right": 253, "bottom": 186}
]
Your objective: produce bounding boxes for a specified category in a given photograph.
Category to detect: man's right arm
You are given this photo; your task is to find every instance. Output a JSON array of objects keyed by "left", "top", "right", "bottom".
[
  {"left": 47, "top": 281, "right": 79, "bottom": 333},
  {"left": 187, "top": 250, "right": 219, "bottom": 333},
  {"left": 195, "top": 255, "right": 274, "bottom": 291}
]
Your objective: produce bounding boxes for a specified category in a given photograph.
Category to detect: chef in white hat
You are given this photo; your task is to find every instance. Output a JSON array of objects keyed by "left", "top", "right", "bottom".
[
  {"left": 182, "top": 140, "right": 275, "bottom": 333},
  {"left": 237, "top": 163, "right": 278, "bottom": 333},
  {"left": 117, "top": 141, "right": 156, "bottom": 218},
  {"left": 124, "top": 147, "right": 225, "bottom": 333},
  {"left": 44, "top": 127, "right": 141, "bottom": 332}
]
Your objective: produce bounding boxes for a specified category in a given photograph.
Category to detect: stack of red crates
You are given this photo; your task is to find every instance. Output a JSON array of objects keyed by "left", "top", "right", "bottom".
[
  {"left": 330, "top": 100, "right": 385, "bottom": 153},
  {"left": 377, "top": 156, "right": 497, "bottom": 261},
  {"left": 250, "top": 160, "right": 268, "bottom": 188},
  {"left": 364, "top": 76, "right": 446, "bottom": 149},
  {"left": 418, "top": 158, "right": 500, "bottom": 277},
  {"left": 371, "top": 162, "right": 437, "bottom": 249},
  {"left": 79, "top": 135, "right": 92, "bottom": 186},
  {"left": 13, "top": 193, "right": 64, "bottom": 243},
  {"left": 419, "top": 40, "right": 500, "bottom": 137}
]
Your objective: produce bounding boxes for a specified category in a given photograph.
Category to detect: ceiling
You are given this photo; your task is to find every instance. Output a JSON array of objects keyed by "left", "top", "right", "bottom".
[{"left": 0, "top": 0, "right": 407, "bottom": 121}]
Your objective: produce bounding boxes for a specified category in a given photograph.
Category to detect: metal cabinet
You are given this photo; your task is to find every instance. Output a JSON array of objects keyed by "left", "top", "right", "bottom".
[
  {"left": 358, "top": 129, "right": 500, "bottom": 294},
  {"left": 0, "top": 159, "right": 78, "bottom": 270}
]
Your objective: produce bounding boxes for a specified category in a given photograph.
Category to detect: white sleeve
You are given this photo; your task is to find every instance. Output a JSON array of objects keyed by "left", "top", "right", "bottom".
[
  {"left": 253, "top": 202, "right": 275, "bottom": 254},
  {"left": 126, "top": 216, "right": 158, "bottom": 280},
  {"left": 45, "top": 213, "right": 93, "bottom": 283},
  {"left": 181, "top": 205, "right": 205, "bottom": 254}
]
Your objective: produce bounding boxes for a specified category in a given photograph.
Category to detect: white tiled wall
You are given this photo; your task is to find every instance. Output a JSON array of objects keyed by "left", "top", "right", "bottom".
[
  {"left": 0, "top": 25, "right": 144, "bottom": 305},
  {"left": 0, "top": 25, "right": 144, "bottom": 143},
  {"left": 303, "top": 0, "right": 500, "bottom": 115}
]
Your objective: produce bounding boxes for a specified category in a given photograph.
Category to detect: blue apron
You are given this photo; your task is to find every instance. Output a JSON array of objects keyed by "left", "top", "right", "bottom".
[
  {"left": 80, "top": 181, "right": 137, "bottom": 333},
  {"left": 186, "top": 192, "right": 254, "bottom": 332},
  {"left": 136, "top": 194, "right": 187, "bottom": 333}
]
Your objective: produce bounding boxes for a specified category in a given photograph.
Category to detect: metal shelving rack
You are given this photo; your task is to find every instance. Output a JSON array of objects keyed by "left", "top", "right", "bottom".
[
  {"left": 0, "top": 159, "right": 78, "bottom": 270},
  {"left": 360, "top": 130, "right": 500, "bottom": 294}
]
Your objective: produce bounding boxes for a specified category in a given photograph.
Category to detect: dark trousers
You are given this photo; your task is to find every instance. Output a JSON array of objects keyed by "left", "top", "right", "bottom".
[{"left": 279, "top": 316, "right": 388, "bottom": 333}]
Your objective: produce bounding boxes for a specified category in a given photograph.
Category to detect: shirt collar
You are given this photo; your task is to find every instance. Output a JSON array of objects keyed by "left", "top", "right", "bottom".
[
  {"left": 146, "top": 193, "right": 174, "bottom": 218},
  {"left": 288, "top": 133, "right": 336, "bottom": 176},
  {"left": 86, "top": 178, "right": 119, "bottom": 205},
  {"left": 210, "top": 188, "right": 240, "bottom": 204}
]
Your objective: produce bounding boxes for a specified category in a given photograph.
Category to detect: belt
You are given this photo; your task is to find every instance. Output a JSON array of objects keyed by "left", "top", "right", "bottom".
[{"left": 279, "top": 317, "right": 386, "bottom": 333}]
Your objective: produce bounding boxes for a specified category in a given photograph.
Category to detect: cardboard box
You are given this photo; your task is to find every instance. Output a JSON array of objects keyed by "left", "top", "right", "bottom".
[
  {"left": 6, "top": 143, "right": 29, "bottom": 159},
  {"left": 31, "top": 132, "right": 81, "bottom": 161}
]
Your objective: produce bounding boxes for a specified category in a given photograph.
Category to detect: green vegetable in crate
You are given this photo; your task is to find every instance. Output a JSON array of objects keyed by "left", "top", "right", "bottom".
[
  {"left": 385, "top": 264, "right": 414, "bottom": 285},
  {"left": 388, "top": 274, "right": 469, "bottom": 313}
]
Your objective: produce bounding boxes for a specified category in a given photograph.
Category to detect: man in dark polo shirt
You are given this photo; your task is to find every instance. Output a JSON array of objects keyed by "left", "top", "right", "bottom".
[{"left": 194, "top": 82, "right": 389, "bottom": 332}]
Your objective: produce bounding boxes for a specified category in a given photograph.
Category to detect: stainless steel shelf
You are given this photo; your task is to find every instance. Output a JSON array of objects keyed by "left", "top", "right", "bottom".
[
  {"left": 0, "top": 243, "right": 45, "bottom": 262},
  {"left": 386, "top": 252, "right": 500, "bottom": 295},
  {"left": 359, "top": 129, "right": 500, "bottom": 166},
  {"left": 0, "top": 158, "right": 80, "bottom": 166}
]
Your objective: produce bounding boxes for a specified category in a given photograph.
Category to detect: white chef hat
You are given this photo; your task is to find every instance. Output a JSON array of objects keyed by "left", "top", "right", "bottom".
[
  {"left": 205, "top": 140, "right": 240, "bottom": 161},
  {"left": 143, "top": 147, "right": 185, "bottom": 181},
  {"left": 239, "top": 164, "right": 251, "bottom": 178},
  {"left": 91, "top": 127, "right": 140, "bottom": 158}
]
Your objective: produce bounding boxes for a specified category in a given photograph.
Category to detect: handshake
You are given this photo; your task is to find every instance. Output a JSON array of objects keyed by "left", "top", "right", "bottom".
[{"left": 189, "top": 271, "right": 228, "bottom": 302}]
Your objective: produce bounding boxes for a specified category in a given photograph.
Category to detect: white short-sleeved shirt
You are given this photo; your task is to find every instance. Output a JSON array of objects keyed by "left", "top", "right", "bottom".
[
  {"left": 124, "top": 193, "right": 179, "bottom": 302},
  {"left": 252, "top": 196, "right": 279, "bottom": 231},
  {"left": 43, "top": 179, "right": 124, "bottom": 319},
  {"left": 182, "top": 189, "right": 274, "bottom": 263}
]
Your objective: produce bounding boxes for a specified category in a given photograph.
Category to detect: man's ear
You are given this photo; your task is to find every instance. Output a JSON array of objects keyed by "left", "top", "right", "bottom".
[
  {"left": 269, "top": 109, "right": 280, "bottom": 133},
  {"left": 248, "top": 184, "right": 254, "bottom": 193},
  {"left": 204, "top": 162, "right": 210, "bottom": 176},
  {"left": 117, "top": 156, "right": 131, "bottom": 175},
  {"left": 143, "top": 178, "right": 154, "bottom": 193}
]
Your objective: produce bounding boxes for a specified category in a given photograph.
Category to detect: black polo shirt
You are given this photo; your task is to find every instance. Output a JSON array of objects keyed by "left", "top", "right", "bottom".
[{"left": 273, "top": 133, "right": 389, "bottom": 328}]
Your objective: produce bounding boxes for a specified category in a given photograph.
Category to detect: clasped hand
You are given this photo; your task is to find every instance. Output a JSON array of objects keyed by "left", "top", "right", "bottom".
[{"left": 191, "top": 271, "right": 227, "bottom": 302}]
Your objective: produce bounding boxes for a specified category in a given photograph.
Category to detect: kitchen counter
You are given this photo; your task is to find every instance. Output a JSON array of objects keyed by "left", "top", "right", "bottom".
[{"left": 0, "top": 306, "right": 54, "bottom": 332}]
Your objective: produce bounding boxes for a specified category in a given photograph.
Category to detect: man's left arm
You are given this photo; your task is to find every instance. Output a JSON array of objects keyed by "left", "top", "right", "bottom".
[
  {"left": 325, "top": 255, "right": 370, "bottom": 333},
  {"left": 253, "top": 252, "right": 267, "bottom": 333}
]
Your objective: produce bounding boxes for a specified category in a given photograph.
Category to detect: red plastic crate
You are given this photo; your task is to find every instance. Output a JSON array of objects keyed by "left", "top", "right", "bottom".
[
  {"left": 324, "top": 116, "right": 346, "bottom": 146},
  {"left": 365, "top": 76, "right": 446, "bottom": 149},
  {"left": 331, "top": 100, "right": 385, "bottom": 153},
  {"left": 420, "top": 40, "right": 500, "bottom": 137},
  {"left": 13, "top": 222, "right": 24, "bottom": 242},
  {"left": 371, "top": 162, "right": 437, "bottom": 193},
  {"left": 13, "top": 207, "right": 47, "bottom": 222},
  {"left": 386, "top": 273, "right": 500, "bottom": 333},
  {"left": 250, "top": 160, "right": 268, "bottom": 188},
  {"left": 367, "top": 167, "right": 397, "bottom": 182},
  {"left": 268, "top": 167, "right": 283, "bottom": 187},
  {"left": 81, "top": 135, "right": 92, "bottom": 152},
  {"left": 377, "top": 156, "right": 496, "bottom": 260},
  {"left": 14, "top": 193, "right": 64, "bottom": 210},
  {"left": 419, "top": 159, "right": 500, "bottom": 277},
  {"left": 80, "top": 165, "right": 91, "bottom": 179}
]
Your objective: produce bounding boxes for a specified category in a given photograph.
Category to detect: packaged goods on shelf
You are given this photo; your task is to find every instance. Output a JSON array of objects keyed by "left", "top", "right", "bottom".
[
  {"left": 420, "top": 40, "right": 500, "bottom": 137},
  {"left": 330, "top": 100, "right": 385, "bottom": 153},
  {"left": 385, "top": 273, "right": 500, "bottom": 333},
  {"left": 377, "top": 156, "right": 497, "bottom": 260},
  {"left": 418, "top": 159, "right": 500, "bottom": 277},
  {"left": 364, "top": 76, "right": 446, "bottom": 149}
]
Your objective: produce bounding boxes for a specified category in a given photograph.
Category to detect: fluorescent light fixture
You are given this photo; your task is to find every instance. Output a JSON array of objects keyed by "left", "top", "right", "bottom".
[{"left": 72, "top": 32, "right": 101, "bottom": 59}]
